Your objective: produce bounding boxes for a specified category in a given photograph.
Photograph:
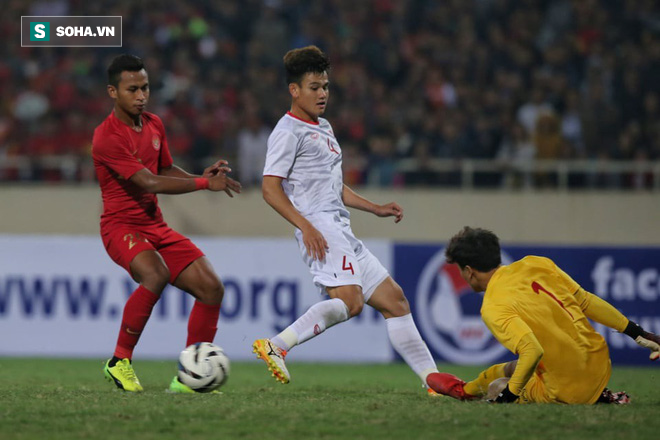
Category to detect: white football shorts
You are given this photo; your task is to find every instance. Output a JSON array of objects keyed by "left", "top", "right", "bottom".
[{"left": 294, "top": 212, "right": 389, "bottom": 302}]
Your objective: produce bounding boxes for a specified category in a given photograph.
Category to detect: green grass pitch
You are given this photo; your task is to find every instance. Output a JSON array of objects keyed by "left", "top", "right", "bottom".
[{"left": 0, "top": 358, "right": 658, "bottom": 439}]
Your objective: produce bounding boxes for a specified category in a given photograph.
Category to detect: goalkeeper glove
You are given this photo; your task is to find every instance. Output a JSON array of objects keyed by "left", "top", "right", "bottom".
[
  {"left": 623, "top": 320, "right": 660, "bottom": 361},
  {"left": 488, "top": 384, "right": 518, "bottom": 404}
]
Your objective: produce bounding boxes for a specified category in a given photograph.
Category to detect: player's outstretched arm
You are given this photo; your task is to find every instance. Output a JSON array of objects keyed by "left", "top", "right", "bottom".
[
  {"left": 341, "top": 184, "right": 403, "bottom": 223},
  {"left": 160, "top": 164, "right": 198, "bottom": 179},
  {"left": 262, "top": 176, "right": 328, "bottom": 261},
  {"left": 160, "top": 160, "right": 239, "bottom": 197},
  {"left": 575, "top": 288, "right": 660, "bottom": 361},
  {"left": 159, "top": 160, "right": 231, "bottom": 179},
  {"left": 158, "top": 159, "right": 231, "bottom": 179},
  {"left": 130, "top": 168, "right": 241, "bottom": 196}
]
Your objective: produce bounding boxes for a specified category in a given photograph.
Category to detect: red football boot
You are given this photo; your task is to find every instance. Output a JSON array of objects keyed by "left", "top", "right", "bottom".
[{"left": 426, "top": 372, "right": 477, "bottom": 401}]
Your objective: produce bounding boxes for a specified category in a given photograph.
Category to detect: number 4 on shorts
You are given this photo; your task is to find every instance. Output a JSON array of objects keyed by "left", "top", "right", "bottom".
[{"left": 342, "top": 255, "right": 354, "bottom": 275}]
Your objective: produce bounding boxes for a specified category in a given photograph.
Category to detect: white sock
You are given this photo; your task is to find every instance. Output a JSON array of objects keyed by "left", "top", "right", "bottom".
[
  {"left": 271, "top": 298, "right": 350, "bottom": 351},
  {"left": 386, "top": 313, "right": 438, "bottom": 383}
]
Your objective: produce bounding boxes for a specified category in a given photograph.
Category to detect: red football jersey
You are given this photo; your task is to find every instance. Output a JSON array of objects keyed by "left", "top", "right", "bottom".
[{"left": 92, "top": 111, "right": 173, "bottom": 229}]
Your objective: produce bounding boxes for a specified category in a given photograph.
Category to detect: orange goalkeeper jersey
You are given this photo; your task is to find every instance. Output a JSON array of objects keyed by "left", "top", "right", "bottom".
[{"left": 482, "top": 256, "right": 622, "bottom": 404}]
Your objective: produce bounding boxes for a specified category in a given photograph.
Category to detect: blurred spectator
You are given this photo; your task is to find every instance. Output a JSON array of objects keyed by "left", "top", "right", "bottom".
[
  {"left": 0, "top": 0, "right": 658, "bottom": 190},
  {"left": 533, "top": 111, "right": 563, "bottom": 187},
  {"left": 236, "top": 111, "right": 269, "bottom": 187},
  {"left": 560, "top": 90, "right": 584, "bottom": 157},
  {"left": 497, "top": 123, "right": 536, "bottom": 189},
  {"left": 517, "top": 88, "right": 553, "bottom": 136},
  {"left": 366, "top": 133, "right": 399, "bottom": 187},
  {"left": 342, "top": 141, "right": 367, "bottom": 186}
]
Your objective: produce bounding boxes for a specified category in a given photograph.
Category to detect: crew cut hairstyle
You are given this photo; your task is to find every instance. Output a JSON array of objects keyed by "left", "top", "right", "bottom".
[
  {"left": 283, "top": 45, "right": 330, "bottom": 85},
  {"left": 108, "top": 54, "right": 145, "bottom": 87},
  {"left": 445, "top": 226, "right": 502, "bottom": 272}
]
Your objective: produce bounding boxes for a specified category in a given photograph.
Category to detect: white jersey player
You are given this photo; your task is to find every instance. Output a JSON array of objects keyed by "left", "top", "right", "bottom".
[{"left": 252, "top": 46, "right": 448, "bottom": 395}]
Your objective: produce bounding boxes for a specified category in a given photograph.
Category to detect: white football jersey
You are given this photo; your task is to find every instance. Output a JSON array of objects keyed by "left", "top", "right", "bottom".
[{"left": 263, "top": 112, "right": 349, "bottom": 218}]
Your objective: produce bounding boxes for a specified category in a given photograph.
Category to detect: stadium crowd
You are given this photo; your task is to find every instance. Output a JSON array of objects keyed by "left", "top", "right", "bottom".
[{"left": 1, "top": 0, "right": 659, "bottom": 188}]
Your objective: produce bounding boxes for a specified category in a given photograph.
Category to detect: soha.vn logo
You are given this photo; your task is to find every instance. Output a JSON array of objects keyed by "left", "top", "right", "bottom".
[{"left": 415, "top": 248, "right": 512, "bottom": 364}]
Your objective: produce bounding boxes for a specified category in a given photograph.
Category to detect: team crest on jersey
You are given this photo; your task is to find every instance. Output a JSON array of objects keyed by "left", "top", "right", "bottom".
[
  {"left": 152, "top": 136, "right": 161, "bottom": 151},
  {"left": 310, "top": 133, "right": 319, "bottom": 140},
  {"left": 414, "top": 248, "right": 512, "bottom": 364}
]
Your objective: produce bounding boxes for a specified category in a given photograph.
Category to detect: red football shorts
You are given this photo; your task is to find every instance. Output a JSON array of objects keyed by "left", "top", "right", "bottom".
[{"left": 102, "top": 223, "right": 204, "bottom": 284}]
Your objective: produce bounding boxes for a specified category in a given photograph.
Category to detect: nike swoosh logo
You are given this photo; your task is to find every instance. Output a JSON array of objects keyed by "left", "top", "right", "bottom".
[{"left": 126, "top": 327, "right": 141, "bottom": 335}]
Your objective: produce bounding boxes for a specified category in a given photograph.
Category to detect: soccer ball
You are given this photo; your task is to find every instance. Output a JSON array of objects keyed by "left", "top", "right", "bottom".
[{"left": 177, "top": 342, "right": 230, "bottom": 392}]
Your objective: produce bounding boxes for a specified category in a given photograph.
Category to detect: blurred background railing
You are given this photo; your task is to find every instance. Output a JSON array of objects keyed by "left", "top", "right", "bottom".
[{"left": 4, "top": 156, "right": 660, "bottom": 191}]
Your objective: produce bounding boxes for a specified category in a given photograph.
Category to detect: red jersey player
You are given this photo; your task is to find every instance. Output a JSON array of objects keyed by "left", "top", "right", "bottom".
[{"left": 93, "top": 54, "right": 241, "bottom": 393}]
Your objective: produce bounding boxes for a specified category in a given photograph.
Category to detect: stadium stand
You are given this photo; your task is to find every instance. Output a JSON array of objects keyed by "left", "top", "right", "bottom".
[{"left": 1, "top": 0, "right": 659, "bottom": 189}]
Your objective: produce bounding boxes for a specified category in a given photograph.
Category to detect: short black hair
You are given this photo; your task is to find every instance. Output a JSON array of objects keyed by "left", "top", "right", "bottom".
[
  {"left": 445, "top": 227, "right": 501, "bottom": 272},
  {"left": 283, "top": 45, "right": 330, "bottom": 85},
  {"left": 108, "top": 54, "right": 145, "bottom": 87}
]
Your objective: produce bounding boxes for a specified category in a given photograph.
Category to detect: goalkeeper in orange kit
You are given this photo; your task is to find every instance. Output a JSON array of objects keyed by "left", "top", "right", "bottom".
[{"left": 426, "top": 227, "right": 660, "bottom": 404}]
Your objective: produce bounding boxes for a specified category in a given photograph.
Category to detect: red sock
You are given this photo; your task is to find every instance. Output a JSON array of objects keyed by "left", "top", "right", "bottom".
[
  {"left": 186, "top": 301, "right": 220, "bottom": 346},
  {"left": 113, "top": 285, "right": 160, "bottom": 360}
]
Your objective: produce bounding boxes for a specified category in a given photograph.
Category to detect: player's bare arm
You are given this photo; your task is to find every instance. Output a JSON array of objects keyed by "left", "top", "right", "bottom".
[
  {"left": 159, "top": 160, "right": 232, "bottom": 179},
  {"left": 160, "top": 165, "right": 191, "bottom": 178},
  {"left": 130, "top": 168, "right": 241, "bottom": 195},
  {"left": 262, "top": 175, "right": 328, "bottom": 261},
  {"left": 160, "top": 161, "right": 238, "bottom": 197},
  {"left": 342, "top": 184, "right": 403, "bottom": 223}
]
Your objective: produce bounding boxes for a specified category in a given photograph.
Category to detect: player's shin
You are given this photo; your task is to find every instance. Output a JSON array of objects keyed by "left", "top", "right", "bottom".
[
  {"left": 464, "top": 363, "right": 508, "bottom": 397},
  {"left": 385, "top": 314, "right": 438, "bottom": 382},
  {"left": 271, "top": 298, "right": 349, "bottom": 351}
]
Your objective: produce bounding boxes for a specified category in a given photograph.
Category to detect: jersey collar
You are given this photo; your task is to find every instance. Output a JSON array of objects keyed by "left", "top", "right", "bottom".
[{"left": 286, "top": 111, "right": 319, "bottom": 125}]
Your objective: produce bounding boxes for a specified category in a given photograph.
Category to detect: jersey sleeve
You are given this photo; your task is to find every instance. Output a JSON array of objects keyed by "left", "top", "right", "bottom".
[
  {"left": 263, "top": 129, "right": 298, "bottom": 178},
  {"left": 92, "top": 132, "right": 145, "bottom": 180},
  {"left": 482, "top": 299, "right": 534, "bottom": 355},
  {"left": 574, "top": 288, "right": 628, "bottom": 331},
  {"left": 507, "top": 332, "right": 544, "bottom": 395}
]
